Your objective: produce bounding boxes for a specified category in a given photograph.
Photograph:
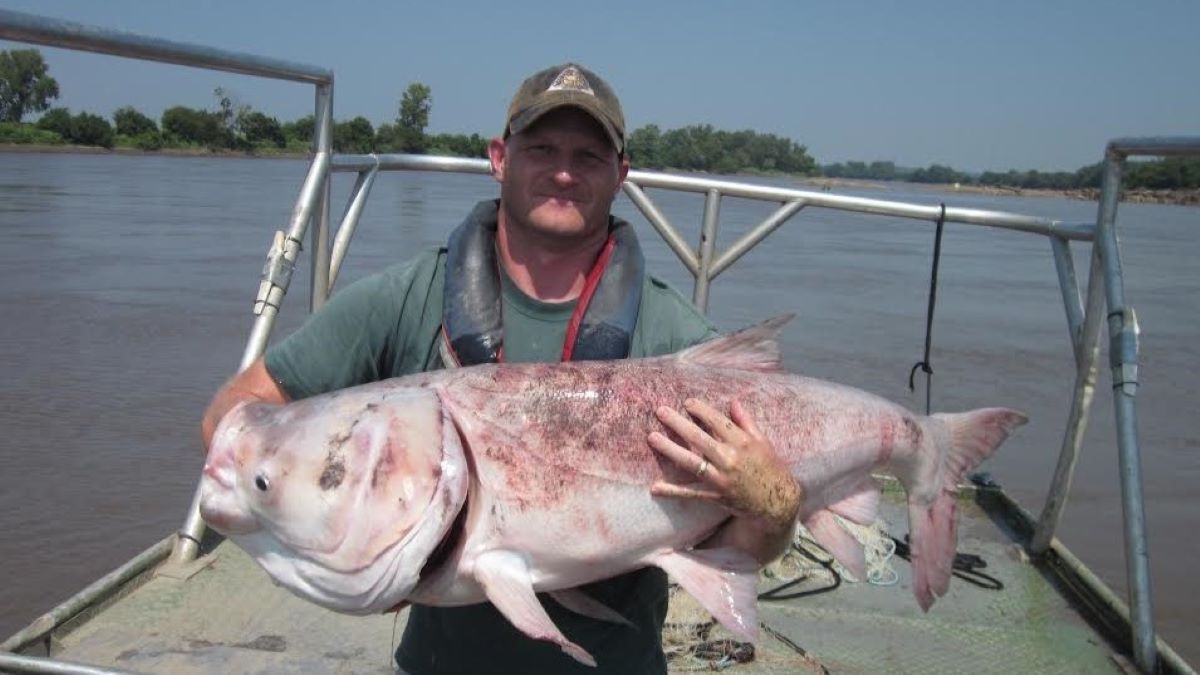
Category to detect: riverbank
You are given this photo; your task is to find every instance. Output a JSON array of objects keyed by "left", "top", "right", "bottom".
[
  {"left": 0, "top": 142, "right": 308, "bottom": 160},
  {"left": 4, "top": 144, "right": 1196, "bottom": 206},
  {"left": 799, "top": 176, "right": 1200, "bottom": 206}
]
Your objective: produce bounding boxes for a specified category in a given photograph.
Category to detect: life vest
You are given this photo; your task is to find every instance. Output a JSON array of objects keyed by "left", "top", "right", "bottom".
[{"left": 440, "top": 200, "right": 644, "bottom": 367}]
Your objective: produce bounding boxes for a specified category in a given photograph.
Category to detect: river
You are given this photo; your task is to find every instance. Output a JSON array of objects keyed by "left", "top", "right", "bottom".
[{"left": 0, "top": 152, "right": 1196, "bottom": 665}]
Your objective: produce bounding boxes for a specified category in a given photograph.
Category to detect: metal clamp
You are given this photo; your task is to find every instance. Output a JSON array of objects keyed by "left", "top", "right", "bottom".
[
  {"left": 253, "top": 230, "right": 302, "bottom": 315},
  {"left": 1107, "top": 306, "right": 1140, "bottom": 395}
]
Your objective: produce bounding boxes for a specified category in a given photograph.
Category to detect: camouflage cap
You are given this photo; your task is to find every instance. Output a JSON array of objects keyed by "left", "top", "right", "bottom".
[{"left": 504, "top": 63, "right": 625, "bottom": 153}]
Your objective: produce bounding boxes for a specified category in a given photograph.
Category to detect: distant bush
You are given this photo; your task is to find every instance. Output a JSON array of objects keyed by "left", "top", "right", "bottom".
[
  {"left": 162, "top": 105, "right": 229, "bottom": 149},
  {"left": 35, "top": 107, "right": 72, "bottom": 137},
  {"left": 0, "top": 121, "right": 64, "bottom": 144},
  {"left": 113, "top": 106, "right": 157, "bottom": 137},
  {"left": 69, "top": 112, "right": 114, "bottom": 148}
]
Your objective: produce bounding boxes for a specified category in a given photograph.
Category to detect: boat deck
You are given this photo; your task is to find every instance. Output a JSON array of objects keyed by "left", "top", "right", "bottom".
[{"left": 17, "top": 482, "right": 1133, "bottom": 674}]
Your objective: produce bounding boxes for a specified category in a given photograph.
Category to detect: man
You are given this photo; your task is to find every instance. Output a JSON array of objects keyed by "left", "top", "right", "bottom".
[{"left": 201, "top": 63, "right": 800, "bottom": 674}]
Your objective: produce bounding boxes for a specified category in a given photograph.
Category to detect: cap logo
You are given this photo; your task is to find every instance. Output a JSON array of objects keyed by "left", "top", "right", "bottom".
[{"left": 546, "top": 66, "right": 594, "bottom": 96}]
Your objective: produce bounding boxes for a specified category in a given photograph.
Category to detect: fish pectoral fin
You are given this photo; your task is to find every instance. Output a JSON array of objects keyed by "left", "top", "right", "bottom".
[
  {"left": 653, "top": 548, "right": 760, "bottom": 643},
  {"left": 804, "top": 509, "right": 867, "bottom": 580},
  {"left": 472, "top": 550, "right": 596, "bottom": 667},
  {"left": 549, "top": 589, "right": 635, "bottom": 628}
]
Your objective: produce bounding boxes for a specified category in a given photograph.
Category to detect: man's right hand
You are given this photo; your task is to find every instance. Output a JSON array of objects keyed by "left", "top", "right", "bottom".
[{"left": 200, "top": 357, "right": 290, "bottom": 451}]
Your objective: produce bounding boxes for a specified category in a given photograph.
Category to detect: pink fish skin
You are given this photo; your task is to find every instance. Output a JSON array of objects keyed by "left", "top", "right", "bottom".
[{"left": 200, "top": 316, "right": 1026, "bottom": 667}]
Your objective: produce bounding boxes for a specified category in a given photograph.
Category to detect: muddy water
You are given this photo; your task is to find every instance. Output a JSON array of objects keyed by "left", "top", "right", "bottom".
[{"left": 0, "top": 153, "right": 1195, "bottom": 664}]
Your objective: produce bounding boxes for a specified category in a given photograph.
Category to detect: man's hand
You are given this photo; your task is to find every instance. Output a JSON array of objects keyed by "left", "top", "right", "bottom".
[
  {"left": 200, "top": 357, "right": 289, "bottom": 452},
  {"left": 648, "top": 398, "right": 802, "bottom": 564}
]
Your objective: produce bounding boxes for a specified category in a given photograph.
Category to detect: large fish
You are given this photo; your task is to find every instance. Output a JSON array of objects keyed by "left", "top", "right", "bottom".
[{"left": 199, "top": 316, "right": 1026, "bottom": 666}]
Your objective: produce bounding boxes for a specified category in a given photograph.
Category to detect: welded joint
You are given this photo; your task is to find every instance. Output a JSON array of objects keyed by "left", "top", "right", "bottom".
[
  {"left": 1107, "top": 307, "right": 1140, "bottom": 395},
  {"left": 253, "top": 230, "right": 303, "bottom": 315}
]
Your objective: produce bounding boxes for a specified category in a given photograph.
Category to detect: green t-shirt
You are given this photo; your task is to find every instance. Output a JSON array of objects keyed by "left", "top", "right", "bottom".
[{"left": 265, "top": 246, "right": 715, "bottom": 675}]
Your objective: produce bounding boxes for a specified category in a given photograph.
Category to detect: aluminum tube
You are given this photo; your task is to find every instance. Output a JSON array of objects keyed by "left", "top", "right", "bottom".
[
  {"left": 1, "top": 536, "right": 172, "bottom": 653},
  {"left": 0, "top": 9, "right": 330, "bottom": 84},
  {"left": 309, "top": 84, "right": 334, "bottom": 312},
  {"left": 621, "top": 182, "right": 699, "bottom": 275},
  {"left": 332, "top": 156, "right": 1095, "bottom": 243},
  {"left": 624, "top": 172, "right": 1096, "bottom": 242},
  {"left": 1095, "top": 154, "right": 1157, "bottom": 673},
  {"left": 329, "top": 167, "right": 380, "bottom": 290},
  {"left": 0, "top": 653, "right": 138, "bottom": 675},
  {"left": 692, "top": 190, "right": 722, "bottom": 312},
  {"left": 333, "top": 154, "right": 491, "bottom": 175},
  {"left": 1108, "top": 136, "right": 1200, "bottom": 158},
  {"left": 710, "top": 200, "right": 807, "bottom": 279},
  {"left": 1049, "top": 236, "right": 1085, "bottom": 365},
  {"left": 1031, "top": 244, "right": 1106, "bottom": 555}
]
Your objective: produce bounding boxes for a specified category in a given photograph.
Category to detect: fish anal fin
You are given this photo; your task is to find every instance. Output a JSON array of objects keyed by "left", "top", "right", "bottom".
[
  {"left": 826, "top": 478, "right": 881, "bottom": 526},
  {"left": 804, "top": 509, "right": 867, "bottom": 580},
  {"left": 653, "top": 547, "right": 760, "bottom": 642},
  {"left": 472, "top": 550, "right": 596, "bottom": 667},
  {"left": 675, "top": 315, "right": 793, "bottom": 373},
  {"left": 549, "top": 589, "right": 634, "bottom": 628}
]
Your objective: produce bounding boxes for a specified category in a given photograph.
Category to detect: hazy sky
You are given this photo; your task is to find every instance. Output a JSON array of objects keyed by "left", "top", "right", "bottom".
[{"left": 1, "top": 1, "right": 1197, "bottom": 172}]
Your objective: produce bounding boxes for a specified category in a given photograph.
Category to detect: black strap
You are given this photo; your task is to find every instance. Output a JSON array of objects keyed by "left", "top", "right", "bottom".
[{"left": 908, "top": 203, "right": 946, "bottom": 415}]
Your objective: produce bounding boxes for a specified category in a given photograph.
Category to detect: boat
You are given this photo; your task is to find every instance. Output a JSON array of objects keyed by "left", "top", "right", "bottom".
[{"left": 0, "top": 9, "right": 1196, "bottom": 674}]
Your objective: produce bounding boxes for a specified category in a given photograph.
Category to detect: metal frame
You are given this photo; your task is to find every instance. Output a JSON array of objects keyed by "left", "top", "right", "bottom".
[{"left": 2, "top": 8, "right": 1197, "bottom": 674}]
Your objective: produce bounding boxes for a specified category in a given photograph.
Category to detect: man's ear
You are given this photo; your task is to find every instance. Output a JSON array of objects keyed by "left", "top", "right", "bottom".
[
  {"left": 615, "top": 155, "right": 630, "bottom": 195},
  {"left": 488, "top": 137, "right": 508, "bottom": 183}
]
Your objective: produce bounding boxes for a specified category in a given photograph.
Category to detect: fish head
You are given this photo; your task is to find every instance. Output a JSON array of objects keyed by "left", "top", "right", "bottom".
[{"left": 199, "top": 386, "right": 468, "bottom": 578}]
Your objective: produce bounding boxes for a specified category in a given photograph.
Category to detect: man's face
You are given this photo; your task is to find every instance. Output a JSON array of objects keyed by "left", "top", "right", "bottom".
[{"left": 489, "top": 107, "right": 630, "bottom": 246}]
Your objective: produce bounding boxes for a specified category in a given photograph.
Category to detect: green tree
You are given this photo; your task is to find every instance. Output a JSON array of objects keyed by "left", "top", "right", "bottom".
[
  {"left": 397, "top": 82, "right": 432, "bottom": 153},
  {"left": 35, "top": 107, "right": 73, "bottom": 139},
  {"left": 0, "top": 49, "right": 60, "bottom": 122},
  {"left": 69, "top": 112, "right": 114, "bottom": 148},
  {"left": 333, "top": 116, "right": 375, "bottom": 153},
  {"left": 241, "top": 111, "right": 286, "bottom": 148},
  {"left": 626, "top": 124, "right": 663, "bottom": 168},
  {"left": 113, "top": 106, "right": 157, "bottom": 136},
  {"left": 282, "top": 115, "right": 314, "bottom": 145},
  {"left": 162, "top": 105, "right": 229, "bottom": 148}
]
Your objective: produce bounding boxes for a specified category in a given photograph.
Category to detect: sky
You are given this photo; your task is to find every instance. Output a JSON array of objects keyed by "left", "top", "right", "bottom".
[{"left": 1, "top": 0, "right": 1197, "bottom": 172}]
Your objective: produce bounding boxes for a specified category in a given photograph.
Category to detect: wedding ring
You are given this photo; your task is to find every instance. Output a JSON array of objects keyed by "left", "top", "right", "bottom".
[{"left": 696, "top": 459, "right": 710, "bottom": 478}]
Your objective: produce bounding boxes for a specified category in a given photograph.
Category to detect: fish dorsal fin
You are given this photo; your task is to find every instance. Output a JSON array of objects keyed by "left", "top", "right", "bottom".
[{"left": 676, "top": 314, "right": 793, "bottom": 372}]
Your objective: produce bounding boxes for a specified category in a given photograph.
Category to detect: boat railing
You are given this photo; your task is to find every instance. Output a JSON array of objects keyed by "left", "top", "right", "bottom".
[{"left": 2, "top": 8, "right": 1197, "bottom": 675}]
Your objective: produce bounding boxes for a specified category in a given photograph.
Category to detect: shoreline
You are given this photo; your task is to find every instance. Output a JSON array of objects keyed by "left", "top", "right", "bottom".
[
  {"left": 4, "top": 144, "right": 1195, "bottom": 206},
  {"left": 798, "top": 176, "right": 1199, "bottom": 206}
]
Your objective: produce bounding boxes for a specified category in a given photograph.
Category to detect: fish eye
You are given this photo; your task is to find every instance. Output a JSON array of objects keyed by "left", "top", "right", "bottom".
[{"left": 254, "top": 475, "right": 270, "bottom": 492}]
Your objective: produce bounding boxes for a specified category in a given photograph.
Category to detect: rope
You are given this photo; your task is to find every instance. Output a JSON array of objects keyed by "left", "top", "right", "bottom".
[
  {"left": 908, "top": 203, "right": 946, "bottom": 415},
  {"left": 890, "top": 535, "right": 1004, "bottom": 591}
]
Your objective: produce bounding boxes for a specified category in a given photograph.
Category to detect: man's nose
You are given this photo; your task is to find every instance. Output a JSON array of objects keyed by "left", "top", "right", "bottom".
[{"left": 552, "top": 165, "right": 579, "bottom": 187}]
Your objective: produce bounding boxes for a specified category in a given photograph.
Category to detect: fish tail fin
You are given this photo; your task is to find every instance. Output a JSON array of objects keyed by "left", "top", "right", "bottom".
[{"left": 908, "top": 407, "right": 1027, "bottom": 611}]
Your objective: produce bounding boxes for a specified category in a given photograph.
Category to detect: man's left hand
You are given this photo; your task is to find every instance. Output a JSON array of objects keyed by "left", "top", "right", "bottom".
[{"left": 647, "top": 398, "right": 802, "bottom": 562}]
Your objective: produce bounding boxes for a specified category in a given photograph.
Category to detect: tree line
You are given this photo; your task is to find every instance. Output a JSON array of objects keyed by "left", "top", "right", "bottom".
[
  {"left": 2, "top": 48, "right": 1196, "bottom": 190},
  {"left": 822, "top": 158, "right": 1200, "bottom": 191}
]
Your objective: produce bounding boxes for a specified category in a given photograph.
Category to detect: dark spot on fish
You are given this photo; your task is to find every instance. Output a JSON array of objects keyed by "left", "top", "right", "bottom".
[
  {"left": 903, "top": 417, "right": 922, "bottom": 446},
  {"left": 329, "top": 430, "right": 352, "bottom": 449},
  {"left": 319, "top": 458, "right": 345, "bottom": 490},
  {"left": 365, "top": 402, "right": 378, "bottom": 412}
]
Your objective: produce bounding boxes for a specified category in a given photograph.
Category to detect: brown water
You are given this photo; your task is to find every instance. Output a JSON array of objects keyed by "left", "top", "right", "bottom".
[{"left": 0, "top": 153, "right": 1196, "bottom": 665}]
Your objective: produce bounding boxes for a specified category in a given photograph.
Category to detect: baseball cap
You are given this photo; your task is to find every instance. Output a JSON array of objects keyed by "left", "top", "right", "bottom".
[{"left": 504, "top": 63, "right": 625, "bottom": 154}]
